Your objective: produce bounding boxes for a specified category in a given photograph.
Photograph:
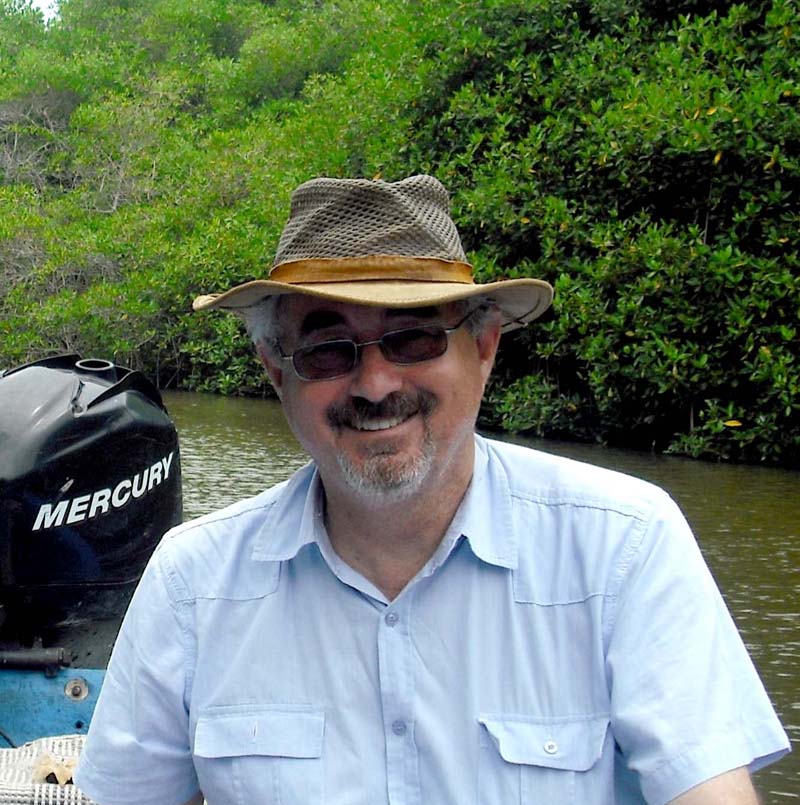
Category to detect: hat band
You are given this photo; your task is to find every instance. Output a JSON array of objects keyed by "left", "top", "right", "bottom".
[{"left": 269, "top": 256, "right": 475, "bottom": 285}]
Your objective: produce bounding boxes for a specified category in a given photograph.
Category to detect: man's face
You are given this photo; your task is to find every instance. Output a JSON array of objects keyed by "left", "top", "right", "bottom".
[{"left": 260, "top": 297, "right": 501, "bottom": 506}]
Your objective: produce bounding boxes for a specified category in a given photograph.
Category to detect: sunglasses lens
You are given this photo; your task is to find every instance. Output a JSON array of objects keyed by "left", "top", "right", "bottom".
[
  {"left": 293, "top": 341, "right": 357, "bottom": 380},
  {"left": 382, "top": 327, "right": 448, "bottom": 364},
  {"left": 289, "top": 325, "right": 452, "bottom": 380}
]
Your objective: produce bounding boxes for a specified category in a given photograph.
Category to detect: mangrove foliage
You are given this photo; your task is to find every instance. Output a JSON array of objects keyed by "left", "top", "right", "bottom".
[{"left": 0, "top": 0, "right": 798, "bottom": 465}]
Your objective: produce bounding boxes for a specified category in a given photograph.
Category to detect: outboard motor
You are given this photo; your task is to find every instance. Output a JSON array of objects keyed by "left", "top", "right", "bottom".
[{"left": 0, "top": 354, "right": 182, "bottom": 665}]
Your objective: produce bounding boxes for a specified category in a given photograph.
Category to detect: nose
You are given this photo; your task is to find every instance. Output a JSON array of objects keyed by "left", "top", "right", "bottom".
[{"left": 347, "top": 341, "right": 404, "bottom": 402}]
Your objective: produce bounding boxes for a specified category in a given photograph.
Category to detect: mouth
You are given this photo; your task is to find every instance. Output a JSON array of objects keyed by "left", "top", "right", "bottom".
[
  {"left": 351, "top": 413, "right": 415, "bottom": 432},
  {"left": 327, "top": 391, "right": 436, "bottom": 434}
]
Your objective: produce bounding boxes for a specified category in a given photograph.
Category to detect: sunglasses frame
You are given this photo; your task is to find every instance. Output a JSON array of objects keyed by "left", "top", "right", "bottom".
[{"left": 278, "top": 309, "right": 475, "bottom": 381}]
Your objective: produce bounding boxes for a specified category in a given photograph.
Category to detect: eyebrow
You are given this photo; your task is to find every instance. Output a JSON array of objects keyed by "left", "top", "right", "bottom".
[
  {"left": 299, "top": 310, "right": 347, "bottom": 336},
  {"left": 386, "top": 306, "right": 440, "bottom": 321},
  {"left": 299, "top": 306, "right": 441, "bottom": 337}
]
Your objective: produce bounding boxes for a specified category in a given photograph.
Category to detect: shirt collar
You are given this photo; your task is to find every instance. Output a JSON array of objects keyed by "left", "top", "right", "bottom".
[
  {"left": 251, "top": 461, "right": 322, "bottom": 562},
  {"left": 251, "top": 435, "right": 518, "bottom": 571},
  {"left": 451, "top": 435, "right": 517, "bottom": 570}
]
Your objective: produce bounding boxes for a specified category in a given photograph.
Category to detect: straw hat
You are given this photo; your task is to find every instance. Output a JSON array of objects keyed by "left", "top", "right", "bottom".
[{"left": 192, "top": 174, "right": 553, "bottom": 331}]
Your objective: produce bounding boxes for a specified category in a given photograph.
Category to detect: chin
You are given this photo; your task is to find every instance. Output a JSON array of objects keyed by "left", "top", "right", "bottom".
[{"left": 335, "top": 445, "right": 435, "bottom": 505}]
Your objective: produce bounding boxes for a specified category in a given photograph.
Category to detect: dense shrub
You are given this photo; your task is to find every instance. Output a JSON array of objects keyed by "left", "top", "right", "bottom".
[
  {"left": 389, "top": 0, "right": 799, "bottom": 464},
  {"left": 0, "top": 0, "right": 797, "bottom": 464}
]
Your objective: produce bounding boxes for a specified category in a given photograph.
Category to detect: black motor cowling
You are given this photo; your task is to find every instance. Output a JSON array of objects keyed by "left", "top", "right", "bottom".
[{"left": 0, "top": 355, "right": 182, "bottom": 644}]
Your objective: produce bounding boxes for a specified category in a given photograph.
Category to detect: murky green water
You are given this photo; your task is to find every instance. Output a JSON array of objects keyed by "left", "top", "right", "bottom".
[{"left": 162, "top": 390, "right": 799, "bottom": 801}]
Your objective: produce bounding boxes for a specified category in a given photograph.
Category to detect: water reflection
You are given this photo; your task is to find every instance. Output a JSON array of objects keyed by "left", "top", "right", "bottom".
[
  {"left": 162, "top": 391, "right": 798, "bottom": 802},
  {"left": 167, "top": 391, "right": 311, "bottom": 511}
]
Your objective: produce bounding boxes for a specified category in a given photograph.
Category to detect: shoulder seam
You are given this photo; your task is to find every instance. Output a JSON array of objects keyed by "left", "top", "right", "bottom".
[
  {"left": 508, "top": 490, "right": 652, "bottom": 523},
  {"left": 602, "top": 498, "right": 661, "bottom": 644},
  {"left": 168, "top": 499, "right": 278, "bottom": 538},
  {"left": 152, "top": 556, "right": 197, "bottom": 722}
]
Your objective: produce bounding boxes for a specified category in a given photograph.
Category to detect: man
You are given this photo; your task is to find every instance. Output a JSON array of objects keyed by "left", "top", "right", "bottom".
[{"left": 75, "top": 175, "right": 789, "bottom": 804}]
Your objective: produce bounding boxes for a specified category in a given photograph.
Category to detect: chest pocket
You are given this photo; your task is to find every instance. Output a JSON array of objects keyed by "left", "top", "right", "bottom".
[
  {"left": 478, "top": 714, "right": 610, "bottom": 804},
  {"left": 194, "top": 704, "right": 325, "bottom": 805}
]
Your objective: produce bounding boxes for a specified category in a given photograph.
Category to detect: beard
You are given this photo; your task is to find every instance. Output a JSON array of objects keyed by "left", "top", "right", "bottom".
[{"left": 326, "top": 391, "right": 438, "bottom": 504}]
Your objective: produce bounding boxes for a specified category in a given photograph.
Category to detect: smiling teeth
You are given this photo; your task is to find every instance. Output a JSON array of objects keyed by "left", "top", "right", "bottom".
[{"left": 356, "top": 415, "right": 410, "bottom": 431}]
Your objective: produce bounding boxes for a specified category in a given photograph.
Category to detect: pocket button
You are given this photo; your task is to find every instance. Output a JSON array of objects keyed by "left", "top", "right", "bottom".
[{"left": 543, "top": 739, "right": 559, "bottom": 755}]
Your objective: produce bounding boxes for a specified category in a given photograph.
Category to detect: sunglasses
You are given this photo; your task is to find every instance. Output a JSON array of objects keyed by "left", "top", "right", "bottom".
[{"left": 278, "top": 310, "right": 475, "bottom": 381}]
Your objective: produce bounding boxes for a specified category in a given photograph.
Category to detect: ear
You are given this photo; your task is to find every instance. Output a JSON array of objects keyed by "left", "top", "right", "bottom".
[
  {"left": 474, "top": 318, "right": 502, "bottom": 384},
  {"left": 257, "top": 344, "right": 284, "bottom": 399}
]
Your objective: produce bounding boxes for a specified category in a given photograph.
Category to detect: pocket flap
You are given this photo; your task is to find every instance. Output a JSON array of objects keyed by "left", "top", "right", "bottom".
[
  {"left": 195, "top": 704, "right": 325, "bottom": 759},
  {"left": 478, "top": 713, "right": 609, "bottom": 771}
]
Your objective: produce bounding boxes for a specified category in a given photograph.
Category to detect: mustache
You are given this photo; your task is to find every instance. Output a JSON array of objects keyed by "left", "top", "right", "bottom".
[{"left": 327, "top": 391, "right": 437, "bottom": 430}]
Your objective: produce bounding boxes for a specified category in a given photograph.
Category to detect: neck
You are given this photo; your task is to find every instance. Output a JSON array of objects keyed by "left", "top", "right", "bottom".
[{"left": 321, "top": 451, "right": 474, "bottom": 600}]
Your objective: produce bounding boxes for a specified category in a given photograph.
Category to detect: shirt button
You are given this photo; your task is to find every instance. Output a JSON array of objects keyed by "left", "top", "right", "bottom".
[
  {"left": 543, "top": 739, "right": 558, "bottom": 755},
  {"left": 384, "top": 612, "right": 399, "bottom": 627},
  {"left": 391, "top": 719, "right": 407, "bottom": 736}
]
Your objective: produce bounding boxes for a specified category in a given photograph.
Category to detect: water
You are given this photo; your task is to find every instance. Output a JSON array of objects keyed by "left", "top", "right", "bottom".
[{"left": 162, "top": 390, "right": 799, "bottom": 801}]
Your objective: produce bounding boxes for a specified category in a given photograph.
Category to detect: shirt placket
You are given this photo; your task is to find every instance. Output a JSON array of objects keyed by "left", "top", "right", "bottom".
[{"left": 377, "top": 594, "right": 420, "bottom": 805}]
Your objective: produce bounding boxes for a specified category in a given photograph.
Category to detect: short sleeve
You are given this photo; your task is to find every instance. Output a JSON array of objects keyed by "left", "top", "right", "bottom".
[
  {"left": 606, "top": 494, "right": 790, "bottom": 804},
  {"left": 74, "top": 547, "right": 200, "bottom": 805}
]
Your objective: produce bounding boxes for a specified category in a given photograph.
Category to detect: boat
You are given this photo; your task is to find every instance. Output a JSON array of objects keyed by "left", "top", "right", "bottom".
[{"left": 0, "top": 355, "right": 182, "bottom": 802}]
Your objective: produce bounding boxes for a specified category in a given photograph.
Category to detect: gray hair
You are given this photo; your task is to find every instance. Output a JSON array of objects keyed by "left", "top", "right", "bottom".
[
  {"left": 243, "top": 293, "right": 501, "bottom": 359},
  {"left": 461, "top": 296, "right": 502, "bottom": 336},
  {"left": 243, "top": 295, "right": 284, "bottom": 358}
]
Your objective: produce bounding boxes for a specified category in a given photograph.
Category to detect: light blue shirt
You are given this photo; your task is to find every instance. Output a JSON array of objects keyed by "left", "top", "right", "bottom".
[{"left": 75, "top": 436, "right": 789, "bottom": 805}]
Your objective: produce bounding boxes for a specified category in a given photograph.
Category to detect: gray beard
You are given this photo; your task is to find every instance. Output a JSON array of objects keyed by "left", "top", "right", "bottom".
[
  {"left": 327, "top": 391, "right": 438, "bottom": 504},
  {"left": 334, "top": 425, "right": 436, "bottom": 505}
]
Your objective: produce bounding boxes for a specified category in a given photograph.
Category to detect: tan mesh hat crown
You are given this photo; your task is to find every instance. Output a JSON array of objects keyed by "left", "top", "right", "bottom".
[{"left": 192, "top": 174, "right": 553, "bottom": 331}]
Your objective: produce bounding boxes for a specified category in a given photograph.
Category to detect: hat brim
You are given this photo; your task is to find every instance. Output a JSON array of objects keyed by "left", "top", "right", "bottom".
[{"left": 192, "top": 277, "right": 553, "bottom": 332}]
